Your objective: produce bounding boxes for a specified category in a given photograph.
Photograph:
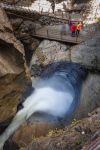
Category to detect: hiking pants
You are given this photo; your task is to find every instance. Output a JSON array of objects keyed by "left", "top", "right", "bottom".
[{"left": 76, "top": 30, "right": 80, "bottom": 37}]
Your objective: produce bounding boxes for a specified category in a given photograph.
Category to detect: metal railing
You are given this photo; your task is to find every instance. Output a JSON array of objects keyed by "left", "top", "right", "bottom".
[{"left": 33, "top": 27, "right": 80, "bottom": 43}]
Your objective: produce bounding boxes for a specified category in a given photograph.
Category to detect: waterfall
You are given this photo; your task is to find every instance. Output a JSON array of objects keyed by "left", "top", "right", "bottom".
[{"left": 0, "top": 61, "right": 87, "bottom": 150}]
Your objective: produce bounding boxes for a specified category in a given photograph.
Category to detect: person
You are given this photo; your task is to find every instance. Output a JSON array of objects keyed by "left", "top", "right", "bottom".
[
  {"left": 61, "top": 21, "right": 67, "bottom": 36},
  {"left": 76, "top": 22, "right": 82, "bottom": 37},
  {"left": 71, "top": 23, "right": 76, "bottom": 37},
  {"left": 51, "top": 0, "right": 55, "bottom": 14},
  {"left": 68, "top": 17, "right": 72, "bottom": 31}
]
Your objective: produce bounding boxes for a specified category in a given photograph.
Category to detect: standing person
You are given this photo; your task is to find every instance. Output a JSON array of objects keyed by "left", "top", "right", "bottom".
[
  {"left": 68, "top": 17, "right": 72, "bottom": 31},
  {"left": 51, "top": 0, "right": 55, "bottom": 14},
  {"left": 76, "top": 22, "right": 82, "bottom": 37},
  {"left": 61, "top": 21, "right": 67, "bottom": 36},
  {"left": 71, "top": 23, "right": 76, "bottom": 37}
]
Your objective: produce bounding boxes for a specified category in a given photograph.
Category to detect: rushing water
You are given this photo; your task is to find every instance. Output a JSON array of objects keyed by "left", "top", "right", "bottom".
[{"left": 0, "top": 61, "right": 87, "bottom": 150}]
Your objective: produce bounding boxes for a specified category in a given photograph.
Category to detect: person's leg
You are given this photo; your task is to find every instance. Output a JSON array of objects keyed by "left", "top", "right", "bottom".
[
  {"left": 78, "top": 30, "right": 80, "bottom": 36},
  {"left": 76, "top": 30, "right": 78, "bottom": 37},
  {"left": 77, "top": 30, "right": 80, "bottom": 36},
  {"left": 72, "top": 32, "right": 75, "bottom": 37},
  {"left": 76, "top": 30, "right": 79, "bottom": 37},
  {"left": 71, "top": 32, "right": 73, "bottom": 37}
]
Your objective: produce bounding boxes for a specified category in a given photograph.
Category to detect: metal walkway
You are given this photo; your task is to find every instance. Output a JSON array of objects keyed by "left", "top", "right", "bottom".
[{"left": 33, "top": 26, "right": 83, "bottom": 44}]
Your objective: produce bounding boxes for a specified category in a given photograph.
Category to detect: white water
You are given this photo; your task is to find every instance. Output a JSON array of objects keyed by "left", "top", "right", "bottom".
[
  {"left": 0, "top": 72, "right": 75, "bottom": 149},
  {"left": 24, "top": 84, "right": 74, "bottom": 118}
]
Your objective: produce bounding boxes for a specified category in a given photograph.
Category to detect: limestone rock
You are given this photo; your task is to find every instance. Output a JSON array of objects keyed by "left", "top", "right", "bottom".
[
  {"left": 75, "top": 73, "right": 100, "bottom": 118},
  {"left": 31, "top": 33, "right": 100, "bottom": 72},
  {"left": 0, "top": 8, "right": 30, "bottom": 124},
  {"left": 12, "top": 122, "right": 57, "bottom": 147},
  {"left": 27, "top": 107, "right": 100, "bottom": 150},
  {"left": 71, "top": 36, "right": 100, "bottom": 70},
  {"left": 31, "top": 40, "right": 70, "bottom": 68}
]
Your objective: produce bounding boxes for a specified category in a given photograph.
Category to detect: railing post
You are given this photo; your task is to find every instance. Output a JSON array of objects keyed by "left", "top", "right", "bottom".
[
  {"left": 76, "top": 36, "right": 77, "bottom": 42},
  {"left": 61, "top": 33, "right": 62, "bottom": 40},
  {"left": 47, "top": 29, "right": 48, "bottom": 37},
  {"left": 62, "top": 12, "right": 63, "bottom": 19},
  {"left": 34, "top": 27, "right": 36, "bottom": 35},
  {"left": 76, "top": 34, "right": 78, "bottom": 42},
  {"left": 55, "top": 11, "right": 56, "bottom": 17}
]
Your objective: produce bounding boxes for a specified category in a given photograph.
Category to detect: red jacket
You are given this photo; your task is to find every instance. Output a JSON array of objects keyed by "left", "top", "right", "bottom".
[{"left": 71, "top": 24, "right": 76, "bottom": 32}]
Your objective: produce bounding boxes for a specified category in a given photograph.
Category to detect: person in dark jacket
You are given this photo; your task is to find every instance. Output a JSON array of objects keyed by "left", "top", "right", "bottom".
[
  {"left": 68, "top": 18, "right": 72, "bottom": 31},
  {"left": 51, "top": 0, "right": 55, "bottom": 14}
]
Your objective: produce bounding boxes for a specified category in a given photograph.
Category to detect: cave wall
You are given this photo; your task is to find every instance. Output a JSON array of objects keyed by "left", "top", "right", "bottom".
[{"left": 0, "top": 8, "right": 30, "bottom": 124}]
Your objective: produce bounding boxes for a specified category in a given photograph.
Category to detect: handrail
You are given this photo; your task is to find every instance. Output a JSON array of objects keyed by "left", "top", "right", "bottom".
[{"left": 34, "top": 27, "right": 81, "bottom": 44}]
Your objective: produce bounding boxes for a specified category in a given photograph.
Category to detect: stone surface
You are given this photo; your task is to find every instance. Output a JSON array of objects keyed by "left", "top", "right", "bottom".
[
  {"left": 0, "top": 8, "right": 30, "bottom": 124},
  {"left": 71, "top": 36, "right": 100, "bottom": 70},
  {"left": 0, "top": 1, "right": 100, "bottom": 150},
  {"left": 75, "top": 73, "right": 100, "bottom": 119},
  {"left": 12, "top": 122, "right": 57, "bottom": 147},
  {"left": 12, "top": 20, "right": 41, "bottom": 65},
  {"left": 30, "top": 40, "right": 70, "bottom": 67},
  {"left": 20, "top": 34, "right": 100, "bottom": 149},
  {"left": 31, "top": 31, "right": 100, "bottom": 72},
  {"left": 27, "top": 107, "right": 100, "bottom": 150},
  {"left": 30, "top": 35, "right": 100, "bottom": 119}
]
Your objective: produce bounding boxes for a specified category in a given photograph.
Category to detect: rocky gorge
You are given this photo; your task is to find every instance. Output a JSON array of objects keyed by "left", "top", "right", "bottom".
[{"left": 0, "top": 0, "right": 100, "bottom": 150}]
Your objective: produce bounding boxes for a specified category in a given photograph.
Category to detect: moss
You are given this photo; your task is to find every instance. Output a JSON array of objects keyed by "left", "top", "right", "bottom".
[
  {"left": 35, "top": 48, "right": 46, "bottom": 64},
  {"left": 19, "top": 147, "right": 26, "bottom": 150},
  {"left": 47, "top": 128, "right": 64, "bottom": 137},
  {"left": 74, "top": 140, "right": 82, "bottom": 145},
  {"left": 32, "top": 135, "right": 46, "bottom": 142},
  {"left": 71, "top": 119, "right": 82, "bottom": 127}
]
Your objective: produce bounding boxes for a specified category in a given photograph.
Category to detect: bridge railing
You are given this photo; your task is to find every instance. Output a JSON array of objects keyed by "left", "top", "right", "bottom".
[{"left": 33, "top": 27, "right": 80, "bottom": 43}]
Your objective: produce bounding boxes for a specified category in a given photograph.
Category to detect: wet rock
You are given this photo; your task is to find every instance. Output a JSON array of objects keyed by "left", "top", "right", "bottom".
[
  {"left": 12, "top": 112, "right": 62, "bottom": 147},
  {"left": 27, "top": 107, "right": 100, "bottom": 150},
  {"left": 75, "top": 73, "right": 100, "bottom": 118},
  {"left": 30, "top": 37, "right": 100, "bottom": 119},
  {"left": 12, "top": 122, "right": 57, "bottom": 147}
]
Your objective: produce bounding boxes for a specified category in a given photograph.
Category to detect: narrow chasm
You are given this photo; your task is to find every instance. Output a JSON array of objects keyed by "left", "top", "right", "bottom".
[{"left": 0, "top": 0, "right": 100, "bottom": 150}]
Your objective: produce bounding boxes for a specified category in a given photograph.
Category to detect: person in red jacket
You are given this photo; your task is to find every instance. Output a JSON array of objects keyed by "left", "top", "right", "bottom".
[{"left": 71, "top": 23, "right": 77, "bottom": 37}]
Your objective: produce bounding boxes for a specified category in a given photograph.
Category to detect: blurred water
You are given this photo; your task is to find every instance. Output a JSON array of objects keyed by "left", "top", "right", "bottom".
[{"left": 0, "top": 62, "right": 87, "bottom": 149}]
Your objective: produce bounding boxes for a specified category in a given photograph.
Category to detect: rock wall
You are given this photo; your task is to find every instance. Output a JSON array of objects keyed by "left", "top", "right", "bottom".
[
  {"left": 27, "top": 107, "right": 100, "bottom": 150},
  {"left": 75, "top": 73, "right": 100, "bottom": 118},
  {"left": 0, "top": 8, "right": 30, "bottom": 126},
  {"left": 0, "top": 1, "right": 99, "bottom": 149},
  {"left": 31, "top": 31, "right": 100, "bottom": 71},
  {"left": 31, "top": 30, "right": 100, "bottom": 118}
]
